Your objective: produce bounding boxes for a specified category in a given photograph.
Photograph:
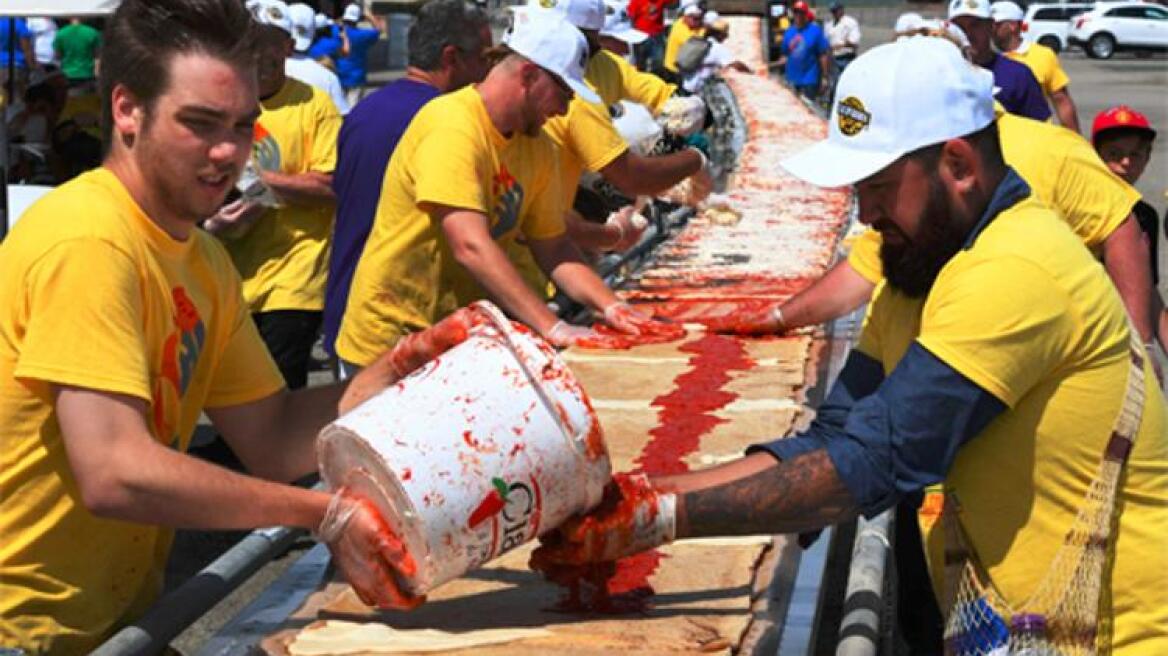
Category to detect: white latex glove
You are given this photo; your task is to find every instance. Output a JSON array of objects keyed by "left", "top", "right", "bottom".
[
  {"left": 203, "top": 199, "right": 265, "bottom": 238},
  {"left": 602, "top": 206, "right": 650, "bottom": 253},
  {"left": 657, "top": 95, "right": 706, "bottom": 138},
  {"left": 687, "top": 148, "right": 714, "bottom": 206},
  {"left": 545, "top": 320, "right": 602, "bottom": 348}
]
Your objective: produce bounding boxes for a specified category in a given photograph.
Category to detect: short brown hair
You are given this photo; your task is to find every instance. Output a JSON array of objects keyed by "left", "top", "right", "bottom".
[{"left": 99, "top": 0, "right": 259, "bottom": 146}]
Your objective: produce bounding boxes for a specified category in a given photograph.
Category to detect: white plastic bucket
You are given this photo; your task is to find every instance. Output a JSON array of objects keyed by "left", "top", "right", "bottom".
[{"left": 318, "top": 301, "right": 612, "bottom": 595}]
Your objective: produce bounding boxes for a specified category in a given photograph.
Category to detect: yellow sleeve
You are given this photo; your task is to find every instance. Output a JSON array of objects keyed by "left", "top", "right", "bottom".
[
  {"left": 14, "top": 239, "right": 151, "bottom": 401},
  {"left": 664, "top": 23, "right": 686, "bottom": 72},
  {"left": 917, "top": 254, "right": 1075, "bottom": 406},
  {"left": 855, "top": 283, "right": 887, "bottom": 363},
  {"left": 565, "top": 98, "right": 629, "bottom": 174},
  {"left": 847, "top": 228, "right": 885, "bottom": 284},
  {"left": 1044, "top": 49, "right": 1069, "bottom": 94},
  {"left": 1051, "top": 133, "right": 1141, "bottom": 248},
  {"left": 413, "top": 127, "right": 490, "bottom": 215},
  {"left": 308, "top": 90, "right": 342, "bottom": 173},
  {"left": 614, "top": 55, "right": 676, "bottom": 113},
  {"left": 203, "top": 285, "right": 286, "bottom": 408},
  {"left": 521, "top": 141, "right": 568, "bottom": 241}
]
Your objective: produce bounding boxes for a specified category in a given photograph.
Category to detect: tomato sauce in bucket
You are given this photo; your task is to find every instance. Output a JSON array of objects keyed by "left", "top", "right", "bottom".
[{"left": 318, "top": 301, "right": 612, "bottom": 596}]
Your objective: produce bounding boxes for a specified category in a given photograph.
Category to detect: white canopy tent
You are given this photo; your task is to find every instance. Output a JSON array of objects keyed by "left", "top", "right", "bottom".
[
  {"left": 3, "top": 1, "right": 119, "bottom": 237},
  {"left": 2, "top": 0, "right": 120, "bottom": 17}
]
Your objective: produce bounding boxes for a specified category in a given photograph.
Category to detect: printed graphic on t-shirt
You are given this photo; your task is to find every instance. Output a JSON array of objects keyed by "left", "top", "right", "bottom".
[
  {"left": 490, "top": 164, "right": 524, "bottom": 239},
  {"left": 151, "top": 286, "right": 206, "bottom": 445},
  {"left": 252, "top": 122, "right": 282, "bottom": 172}
]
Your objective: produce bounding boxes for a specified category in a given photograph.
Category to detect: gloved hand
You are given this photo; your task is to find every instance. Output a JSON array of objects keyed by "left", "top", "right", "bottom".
[
  {"left": 530, "top": 473, "right": 676, "bottom": 568},
  {"left": 602, "top": 301, "right": 685, "bottom": 339},
  {"left": 545, "top": 320, "right": 603, "bottom": 348},
  {"left": 657, "top": 94, "right": 707, "bottom": 138},
  {"left": 686, "top": 148, "right": 715, "bottom": 206},
  {"left": 340, "top": 306, "right": 486, "bottom": 414},
  {"left": 704, "top": 305, "right": 787, "bottom": 336},
  {"left": 202, "top": 198, "right": 265, "bottom": 238},
  {"left": 317, "top": 487, "right": 426, "bottom": 610},
  {"left": 602, "top": 206, "right": 650, "bottom": 253}
]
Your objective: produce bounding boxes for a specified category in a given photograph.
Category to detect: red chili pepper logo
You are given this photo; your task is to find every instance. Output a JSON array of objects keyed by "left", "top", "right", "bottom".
[{"left": 467, "top": 477, "right": 510, "bottom": 529}]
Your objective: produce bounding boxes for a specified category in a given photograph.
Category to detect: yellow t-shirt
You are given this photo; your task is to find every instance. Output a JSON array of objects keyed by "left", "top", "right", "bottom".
[
  {"left": 0, "top": 168, "right": 285, "bottom": 655},
  {"left": 664, "top": 20, "right": 702, "bottom": 73},
  {"left": 858, "top": 196, "right": 1167, "bottom": 652},
  {"left": 336, "top": 86, "right": 565, "bottom": 366},
  {"left": 224, "top": 77, "right": 341, "bottom": 313},
  {"left": 587, "top": 50, "right": 676, "bottom": 111},
  {"left": 848, "top": 113, "right": 1141, "bottom": 283},
  {"left": 1005, "top": 42, "right": 1070, "bottom": 98}
]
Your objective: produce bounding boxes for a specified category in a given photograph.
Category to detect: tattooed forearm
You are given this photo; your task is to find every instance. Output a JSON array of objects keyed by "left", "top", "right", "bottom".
[{"left": 677, "top": 450, "right": 857, "bottom": 538}]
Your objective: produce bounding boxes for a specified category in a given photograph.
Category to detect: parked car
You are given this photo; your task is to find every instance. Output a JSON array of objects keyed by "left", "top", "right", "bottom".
[
  {"left": 1023, "top": 2, "right": 1096, "bottom": 52},
  {"left": 1067, "top": 1, "right": 1168, "bottom": 58}
]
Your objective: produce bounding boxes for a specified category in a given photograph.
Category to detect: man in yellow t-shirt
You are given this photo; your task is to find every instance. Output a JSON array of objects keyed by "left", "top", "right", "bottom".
[
  {"left": 337, "top": 13, "right": 676, "bottom": 369},
  {"left": 532, "top": 38, "right": 1167, "bottom": 654},
  {"left": 991, "top": 1, "right": 1080, "bottom": 133},
  {"left": 206, "top": 4, "right": 341, "bottom": 389},
  {"left": 664, "top": 0, "right": 704, "bottom": 75},
  {"left": 509, "top": 0, "right": 710, "bottom": 287},
  {"left": 0, "top": 1, "right": 457, "bottom": 652}
]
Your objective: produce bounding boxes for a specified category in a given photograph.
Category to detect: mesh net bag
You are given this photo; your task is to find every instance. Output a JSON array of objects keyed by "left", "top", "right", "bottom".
[{"left": 940, "top": 336, "right": 1148, "bottom": 656}]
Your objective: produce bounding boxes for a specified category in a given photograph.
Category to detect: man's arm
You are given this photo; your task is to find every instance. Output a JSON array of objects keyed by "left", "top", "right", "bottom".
[
  {"left": 438, "top": 207, "right": 562, "bottom": 336},
  {"left": 528, "top": 232, "right": 622, "bottom": 312},
  {"left": 56, "top": 386, "right": 331, "bottom": 530},
  {"left": 599, "top": 149, "right": 704, "bottom": 197},
  {"left": 1050, "top": 88, "right": 1080, "bottom": 134},
  {"left": 1103, "top": 215, "right": 1156, "bottom": 343},
  {"left": 262, "top": 171, "right": 336, "bottom": 205}
]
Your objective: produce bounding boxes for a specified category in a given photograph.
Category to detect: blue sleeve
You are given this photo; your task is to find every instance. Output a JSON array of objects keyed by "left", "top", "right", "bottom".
[
  {"left": 1018, "top": 68, "right": 1052, "bottom": 122},
  {"left": 749, "top": 343, "right": 1006, "bottom": 517},
  {"left": 816, "top": 26, "right": 830, "bottom": 54}
]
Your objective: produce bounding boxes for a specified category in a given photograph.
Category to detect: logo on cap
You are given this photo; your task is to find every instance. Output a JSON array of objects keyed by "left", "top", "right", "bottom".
[
  {"left": 1115, "top": 109, "right": 1132, "bottom": 124},
  {"left": 539, "top": 0, "right": 557, "bottom": 7},
  {"left": 837, "top": 96, "right": 871, "bottom": 137}
]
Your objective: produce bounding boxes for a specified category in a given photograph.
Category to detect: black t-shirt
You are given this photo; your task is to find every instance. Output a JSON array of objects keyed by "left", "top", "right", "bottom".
[{"left": 1133, "top": 199, "right": 1159, "bottom": 284}]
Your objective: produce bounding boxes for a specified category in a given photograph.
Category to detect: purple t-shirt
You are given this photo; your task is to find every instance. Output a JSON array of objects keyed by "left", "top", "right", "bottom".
[
  {"left": 985, "top": 54, "right": 1051, "bottom": 122},
  {"left": 322, "top": 78, "right": 441, "bottom": 356}
]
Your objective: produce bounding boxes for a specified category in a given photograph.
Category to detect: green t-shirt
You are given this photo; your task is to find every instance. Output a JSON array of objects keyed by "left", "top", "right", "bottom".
[{"left": 53, "top": 23, "right": 100, "bottom": 81}]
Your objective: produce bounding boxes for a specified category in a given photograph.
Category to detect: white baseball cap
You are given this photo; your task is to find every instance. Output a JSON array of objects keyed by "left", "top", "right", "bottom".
[
  {"left": 990, "top": 1, "right": 1024, "bottom": 22},
  {"left": 503, "top": 12, "right": 602, "bottom": 104},
  {"left": 948, "top": 0, "right": 991, "bottom": 21},
  {"left": 342, "top": 3, "right": 362, "bottom": 22},
  {"left": 781, "top": 37, "right": 995, "bottom": 188},
  {"left": 702, "top": 10, "right": 721, "bottom": 26},
  {"left": 540, "top": 0, "right": 606, "bottom": 31},
  {"left": 249, "top": 0, "right": 294, "bottom": 36},
  {"left": 287, "top": 3, "right": 315, "bottom": 51},
  {"left": 602, "top": 2, "right": 649, "bottom": 44},
  {"left": 683, "top": 4, "right": 704, "bottom": 17},
  {"left": 893, "top": 11, "right": 923, "bottom": 34},
  {"left": 314, "top": 12, "right": 333, "bottom": 30}
]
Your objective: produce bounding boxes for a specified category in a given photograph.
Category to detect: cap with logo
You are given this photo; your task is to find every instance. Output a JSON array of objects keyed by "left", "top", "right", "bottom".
[
  {"left": 683, "top": 3, "right": 704, "bottom": 17},
  {"left": 989, "top": 1, "right": 1024, "bottom": 23},
  {"left": 503, "top": 12, "right": 602, "bottom": 104},
  {"left": 539, "top": 0, "right": 606, "bottom": 30},
  {"left": 781, "top": 37, "right": 995, "bottom": 188},
  {"left": 948, "top": 0, "right": 990, "bottom": 21},
  {"left": 287, "top": 3, "right": 316, "bottom": 51},
  {"left": 602, "top": 1, "right": 649, "bottom": 44},
  {"left": 342, "top": 3, "right": 362, "bottom": 22},
  {"left": 791, "top": 1, "right": 811, "bottom": 14},
  {"left": 1092, "top": 105, "right": 1157, "bottom": 144},
  {"left": 248, "top": 0, "right": 294, "bottom": 36}
]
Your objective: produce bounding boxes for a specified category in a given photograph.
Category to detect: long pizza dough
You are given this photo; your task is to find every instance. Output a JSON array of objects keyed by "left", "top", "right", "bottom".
[{"left": 287, "top": 621, "right": 552, "bottom": 655}]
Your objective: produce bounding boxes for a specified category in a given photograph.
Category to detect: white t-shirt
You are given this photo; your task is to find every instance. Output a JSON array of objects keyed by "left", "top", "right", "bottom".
[
  {"left": 285, "top": 55, "right": 351, "bottom": 115},
  {"left": 826, "top": 14, "right": 861, "bottom": 56},
  {"left": 682, "top": 39, "right": 733, "bottom": 93},
  {"left": 26, "top": 18, "right": 57, "bottom": 66}
]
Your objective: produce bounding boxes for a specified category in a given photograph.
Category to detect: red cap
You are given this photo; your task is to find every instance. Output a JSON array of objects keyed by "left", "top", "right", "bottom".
[
  {"left": 792, "top": 0, "right": 811, "bottom": 14},
  {"left": 1092, "top": 105, "right": 1156, "bottom": 143}
]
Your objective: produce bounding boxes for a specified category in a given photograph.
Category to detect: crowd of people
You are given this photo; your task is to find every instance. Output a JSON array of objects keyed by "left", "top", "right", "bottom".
[{"left": 0, "top": 0, "right": 1165, "bottom": 654}]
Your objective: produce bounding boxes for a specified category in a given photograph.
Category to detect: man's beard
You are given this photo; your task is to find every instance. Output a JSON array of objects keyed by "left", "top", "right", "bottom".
[{"left": 879, "top": 175, "right": 970, "bottom": 298}]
